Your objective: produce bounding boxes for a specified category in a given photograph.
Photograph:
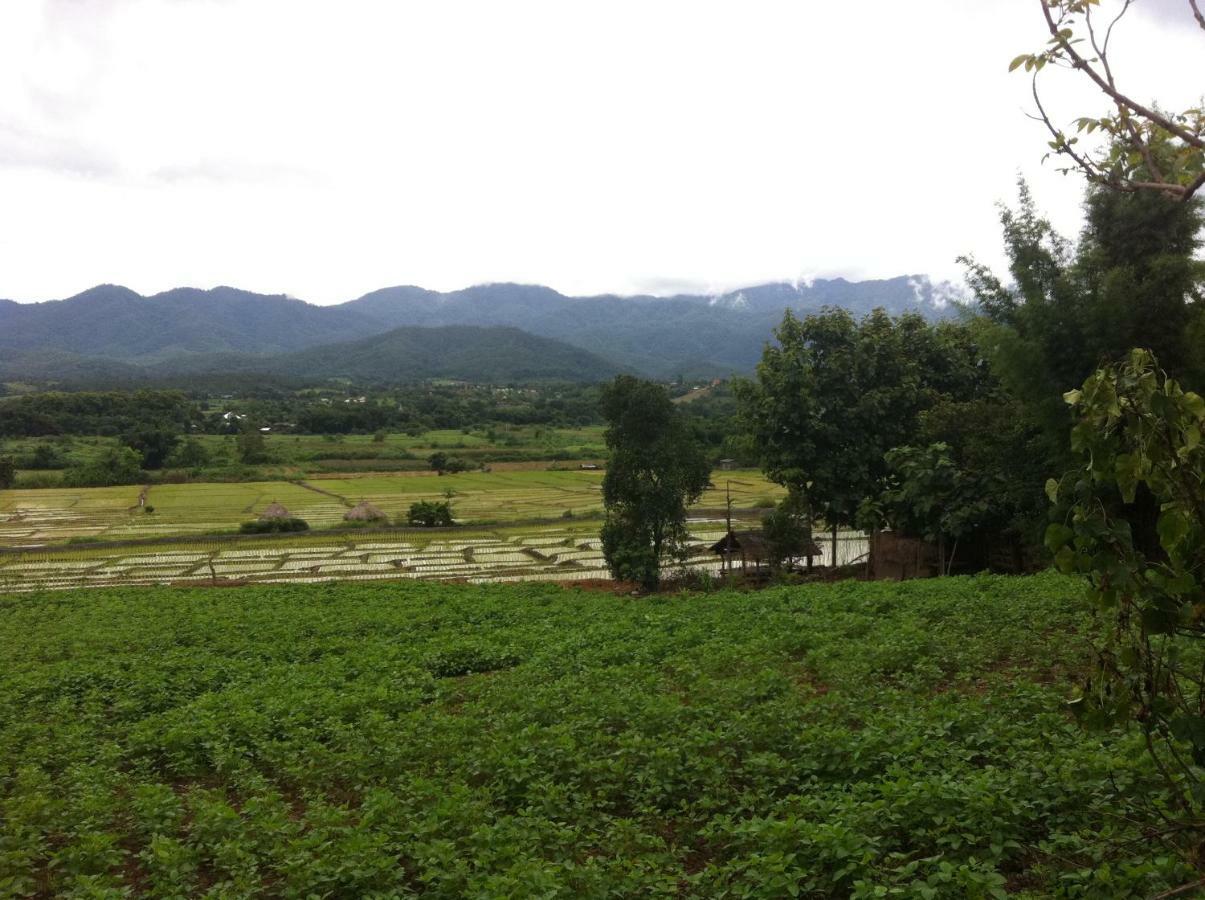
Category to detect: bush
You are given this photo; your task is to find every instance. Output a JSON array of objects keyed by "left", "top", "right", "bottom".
[
  {"left": 428, "top": 452, "right": 471, "bottom": 475},
  {"left": 165, "top": 439, "right": 210, "bottom": 469},
  {"left": 24, "top": 444, "right": 65, "bottom": 470},
  {"left": 238, "top": 517, "right": 310, "bottom": 534},
  {"left": 406, "top": 501, "right": 454, "bottom": 527}
]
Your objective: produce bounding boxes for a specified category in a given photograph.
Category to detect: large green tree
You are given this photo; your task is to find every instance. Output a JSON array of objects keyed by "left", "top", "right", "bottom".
[
  {"left": 599, "top": 376, "right": 710, "bottom": 590},
  {"left": 122, "top": 427, "right": 180, "bottom": 470},
  {"left": 737, "top": 309, "right": 987, "bottom": 555},
  {"left": 963, "top": 179, "right": 1204, "bottom": 449}
]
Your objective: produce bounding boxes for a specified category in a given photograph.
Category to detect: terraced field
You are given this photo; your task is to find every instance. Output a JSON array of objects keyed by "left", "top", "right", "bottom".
[
  {"left": 0, "top": 469, "right": 785, "bottom": 547},
  {"left": 106, "top": 482, "right": 349, "bottom": 539},
  {"left": 0, "top": 523, "right": 869, "bottom": 593},
  {"left": 314, "top": 470, "right": 604, "bottom": 521},
  {"left": 0, "top": 485, "right": 142, "bottom": 544}
]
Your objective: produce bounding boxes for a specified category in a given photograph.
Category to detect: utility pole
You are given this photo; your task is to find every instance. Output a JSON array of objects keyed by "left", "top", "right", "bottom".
[{"left": 724, "top": 481, "right": 733, "bottom": 575}]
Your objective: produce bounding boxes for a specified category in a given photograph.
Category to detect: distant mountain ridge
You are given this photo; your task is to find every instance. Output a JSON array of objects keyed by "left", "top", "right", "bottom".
[
  {"left": 0, "top": 275, "right": 966, "bottom": 382},
  {"left": 341, "top": 276, "right": 963, "bottom": 375},
  {"left": 0, "top": 285, "right": 379, "bottom": 360}
]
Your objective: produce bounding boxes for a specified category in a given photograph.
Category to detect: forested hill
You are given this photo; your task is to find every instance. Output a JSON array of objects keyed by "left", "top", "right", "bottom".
[
  {"left": 343, "top": 276, "right": 963, "bottom": 376},
  {"left": 0, "top": 285, "right": 380, "bottom": 360},
  {"left": 0, "top": 276, "right": 963, "bottom": 380},
  {"left": 145, "top": 325, "right": 622, "bottom": 384}
]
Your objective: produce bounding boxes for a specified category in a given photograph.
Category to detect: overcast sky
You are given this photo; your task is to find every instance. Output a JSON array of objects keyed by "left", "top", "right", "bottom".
[{"left": 0, "top": 0, "right": 1200, "bottom": 304}]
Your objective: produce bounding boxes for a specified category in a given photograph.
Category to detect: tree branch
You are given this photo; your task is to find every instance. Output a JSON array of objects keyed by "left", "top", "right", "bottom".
[
  {"left": 1030, "top": 74, "right": 1116, "bottom": 186},
  {"left": 1040, "top": 0, "right": 1205, "bottom": 150},
  {"left": 1152, "top": 877, "right": 1205, "bottom": 900},
  {"left": 1191, "top": 0, "right": 1205, "bottom": 32}
]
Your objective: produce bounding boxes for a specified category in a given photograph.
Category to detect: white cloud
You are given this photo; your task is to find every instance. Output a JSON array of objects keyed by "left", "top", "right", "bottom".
[{"left": 0, "top": 0, "right": 1199, "bottom": 304}]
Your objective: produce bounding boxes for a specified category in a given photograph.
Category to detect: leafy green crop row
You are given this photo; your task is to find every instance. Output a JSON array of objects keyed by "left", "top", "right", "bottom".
[{"left": 0, "top": 574, "right": 1190, "bottom": 897}]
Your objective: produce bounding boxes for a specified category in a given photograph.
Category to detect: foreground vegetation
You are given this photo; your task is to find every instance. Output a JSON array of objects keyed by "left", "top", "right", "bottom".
[{"left": 0, "top": 574, "right": 1192, "bottom": 897}]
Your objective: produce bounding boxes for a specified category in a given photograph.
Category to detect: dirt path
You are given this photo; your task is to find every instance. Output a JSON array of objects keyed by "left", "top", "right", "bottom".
[{"left": 296, "top": 481, "right": 353, "bottom": 506}]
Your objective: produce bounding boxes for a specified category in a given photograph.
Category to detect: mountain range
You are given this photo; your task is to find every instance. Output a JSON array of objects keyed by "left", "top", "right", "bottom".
[{"left": 0, "top": 276, "right": 964, "bottom": 384}]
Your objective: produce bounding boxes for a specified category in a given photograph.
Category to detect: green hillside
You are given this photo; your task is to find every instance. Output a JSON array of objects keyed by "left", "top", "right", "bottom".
[{"left": 254, "top": 324, "right": 622, "bottom": 383}]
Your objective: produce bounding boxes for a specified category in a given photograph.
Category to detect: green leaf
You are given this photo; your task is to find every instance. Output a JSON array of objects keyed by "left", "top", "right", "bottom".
[
  {"left": 1045, "top": 478, "right": 1060, "bottom": 503},
  {"left": 1008, "top": 54, "right": 1030, "bottom": 72},
  {"left": 1045, "top": 522, "right": 1074, "bottom": 552},
  {"left": 1157, "top": 507, "right": 1190, "bottom": 553}
]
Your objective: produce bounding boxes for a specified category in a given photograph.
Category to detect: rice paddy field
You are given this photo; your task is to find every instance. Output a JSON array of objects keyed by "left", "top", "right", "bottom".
[
  {"left": 0, "top": 520, "right": 869, "bottom": 594},
  {"left": 0, "top": 469, "right": 784, "bottom": 547}
]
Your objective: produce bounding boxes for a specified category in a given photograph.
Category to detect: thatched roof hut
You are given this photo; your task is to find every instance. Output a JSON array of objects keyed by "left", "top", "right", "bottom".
[
  {"left": 709, "top": 529, "right": 823, "bottom": 569},
  {"left": 709, "top": 530, "right": 771, "bottom": 565},
  {"left": 259, "top": 501, "right": 292, "bottom": 521},
  {"left": 344, "top": 500, "right": 388, "bottom": 522}
]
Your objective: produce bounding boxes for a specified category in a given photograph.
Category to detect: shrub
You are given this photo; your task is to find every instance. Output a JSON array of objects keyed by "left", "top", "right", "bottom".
[
  {"left": 406, "top": 501, "right": 454, "bottom": 527},
  {"left": 24, "top": 444, "right": 65, "bottom": 470},
  {"left": 238, "top": 517, "right": 309, "bottom": 534}
]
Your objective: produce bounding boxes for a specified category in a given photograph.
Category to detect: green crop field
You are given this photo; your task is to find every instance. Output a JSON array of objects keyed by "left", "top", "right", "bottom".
[
  {"left": 0, "top": 574, "right": 1188, "bottom": 897},
  {"left": 2, "top": 427, "right": 611, "bottom": 487},
  {"left": 194, "top": 426, "right": 609, "bottom": 468}
]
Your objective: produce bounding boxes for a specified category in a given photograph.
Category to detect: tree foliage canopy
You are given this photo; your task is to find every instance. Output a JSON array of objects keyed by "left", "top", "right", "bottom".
[
  {"left": 1049, "top": 350, "right": 1205, "bottom": 838},
  {"left": 737, "top": 309, "right": 989, "bottom": 531},
  {"left": 599, "top": 376, "right": 710, "bottom": 589}
]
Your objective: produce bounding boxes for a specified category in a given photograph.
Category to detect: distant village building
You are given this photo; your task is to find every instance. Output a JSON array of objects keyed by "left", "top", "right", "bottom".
[
  {"left": 578, "top": 463, "right": 601, "bottom": 470},
  {"left": 718, "top": 458, "right": 737, "bottom": 471}
]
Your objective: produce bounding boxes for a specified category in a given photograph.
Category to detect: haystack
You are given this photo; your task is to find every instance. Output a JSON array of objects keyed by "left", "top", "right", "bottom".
[
  {"left": 344, "top": 500, "right": 387, "bottom": 523},
  {"left": 259, "top": 501, "right": 292, "bottom": 521}
]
